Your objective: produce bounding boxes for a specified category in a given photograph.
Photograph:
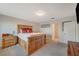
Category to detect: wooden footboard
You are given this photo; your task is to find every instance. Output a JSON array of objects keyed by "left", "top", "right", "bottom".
[
  {"left": 18, "top": 34, "right": 46, "bottom": 56},
  {"left": 28, "top": 34, "right": 46, "bottom": 55}
]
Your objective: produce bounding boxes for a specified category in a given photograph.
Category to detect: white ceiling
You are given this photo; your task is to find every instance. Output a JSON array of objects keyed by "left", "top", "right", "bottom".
[{"left": 0, "top": 3, "right": 77, "bottom": 23}]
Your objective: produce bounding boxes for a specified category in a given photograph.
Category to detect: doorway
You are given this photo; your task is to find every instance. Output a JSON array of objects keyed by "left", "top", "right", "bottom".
[{"left": 52, "top": 23, "right": 60, "bottom": 42}]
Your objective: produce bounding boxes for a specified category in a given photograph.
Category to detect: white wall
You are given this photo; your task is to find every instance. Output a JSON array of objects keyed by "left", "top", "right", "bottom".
[
  {"left": 38, "top": 16, "right": 79, "bottom": 44},
  {"left": 0, "top": 14, "right": 40, "bottom": 40},
  {"left": 60, "top": 16, "right": 77, "bottom": 43},
  {"left": 51, "top": 16, "right": 79, "bottom": 43}
]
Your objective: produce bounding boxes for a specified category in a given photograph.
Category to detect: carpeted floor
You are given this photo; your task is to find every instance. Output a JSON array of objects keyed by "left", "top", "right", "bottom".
[
  {"left": 0, "top": 42, "right": 67, "bottom": 56},
  {"left": 31, "top": 42, "right": 67, "bottom": 56},
  {"left": 0, "top": 45, "right": 27, "bottom": 56}
]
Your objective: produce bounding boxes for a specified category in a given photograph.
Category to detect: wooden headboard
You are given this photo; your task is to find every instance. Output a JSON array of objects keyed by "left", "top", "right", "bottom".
[{"left": 17, "top": 25, "right": 32, "bottom": 33}]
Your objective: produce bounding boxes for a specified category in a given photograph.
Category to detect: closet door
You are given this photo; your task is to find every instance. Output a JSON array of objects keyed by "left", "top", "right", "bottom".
[{"left": 63, "top": 21, "right": 76, "bottom": 44}]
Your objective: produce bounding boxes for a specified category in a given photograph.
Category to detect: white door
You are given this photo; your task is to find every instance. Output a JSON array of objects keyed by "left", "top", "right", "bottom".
[{"left": 63, "top": 21, "right": 76, "bottom": 44}]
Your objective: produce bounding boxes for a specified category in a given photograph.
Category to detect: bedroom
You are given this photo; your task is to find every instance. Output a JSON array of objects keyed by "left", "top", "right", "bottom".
[{"left": 0, "top": 3, "right": 79, "bottom": 56}]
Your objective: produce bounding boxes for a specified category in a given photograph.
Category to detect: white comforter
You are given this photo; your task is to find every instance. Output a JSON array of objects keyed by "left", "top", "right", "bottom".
[{"left": 18, "top": 33, "right": 43, "bottom": 42}]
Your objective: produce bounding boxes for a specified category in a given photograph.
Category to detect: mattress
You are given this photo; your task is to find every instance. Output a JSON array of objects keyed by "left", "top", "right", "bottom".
[{"left": 18, "top": 33, "right": 44, "bottom": 42}]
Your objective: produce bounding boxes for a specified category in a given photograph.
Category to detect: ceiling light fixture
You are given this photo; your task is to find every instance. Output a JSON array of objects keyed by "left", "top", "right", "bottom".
[{"left": 35, "top": 10, "right": 46, "bottom": 16}]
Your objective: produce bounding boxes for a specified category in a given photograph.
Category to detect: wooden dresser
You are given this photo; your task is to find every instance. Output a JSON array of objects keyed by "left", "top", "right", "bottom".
[
  {"left": 2, "top": 34, "right": 18, "bottom": 48},
  {"left": 68, "top": 41, "right": 79, "bottom": 56}
]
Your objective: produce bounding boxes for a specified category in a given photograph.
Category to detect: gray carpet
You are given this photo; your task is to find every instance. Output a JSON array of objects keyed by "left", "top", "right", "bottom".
[
  {"left": 31, "top": 42, "right": 67, "bottom": 56},
  {"left": 0, "top": 45, "right": 27, "bottom": 56},
  {"left": 0, "top": 42, "right": 67, "bottom": 56}
]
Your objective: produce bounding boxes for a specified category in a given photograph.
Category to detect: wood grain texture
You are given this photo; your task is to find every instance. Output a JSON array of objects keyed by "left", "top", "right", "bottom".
[
  {"left": 2, "top": 34, "right": 18, "bottom": 48},
  {"left": 28, "top": 34, "right": 46, "bottom": 55},
  {"left": 18, "top": 34, "right": 46, "bottom": 56},
  {"left": 68, "top": 41, "right": 79, "bottom": 56}
]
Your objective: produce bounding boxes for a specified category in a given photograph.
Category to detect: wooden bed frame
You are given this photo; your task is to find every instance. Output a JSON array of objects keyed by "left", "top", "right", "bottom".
[
  {"left": 17, "top": 24, "right": 47, "bottom": 55},
  {"left": 18, "top": 34, "right": 46, "bottom": 55}
]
